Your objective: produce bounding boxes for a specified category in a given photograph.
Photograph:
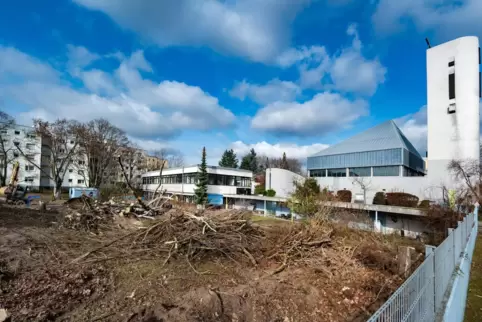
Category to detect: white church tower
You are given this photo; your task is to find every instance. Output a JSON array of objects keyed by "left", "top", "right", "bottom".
[{"left": 426, "top": 36, "right": 480, "bottom": 187}]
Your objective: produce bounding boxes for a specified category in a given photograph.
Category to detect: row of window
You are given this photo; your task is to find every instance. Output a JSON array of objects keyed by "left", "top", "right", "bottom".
[
  {"left": 0, "top": 129, "right": 36, "bottom": 138},
  {"left": 310, "top": 166, "right": 401, "bottom": 177},
  {"left": 142, "top": 173, "right": 252, "bottom": 187}
]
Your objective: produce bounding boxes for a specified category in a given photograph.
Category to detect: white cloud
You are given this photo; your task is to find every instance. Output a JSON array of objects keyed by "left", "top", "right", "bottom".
[
  {"left": 66, "top": 44, "right": 100, "bottom": 69},
  {"left": 395, "top": 106, "right": 427, "bottom": 154},
  {"left": 73, "top": 0, "right": 311, "bottom": 63},
  {"left": 0, "top": 46, "right": 235, "bottom": 139},
  {"left": 372, "top": 0, "right": 482, "bottom": 39},
  {"left": 251, "top": 92, "right": 368, "bottom": 136},
  {"left": 231, "top": 140, "right": 329, "bottom": 159},
  {"left": 275, "top": 45, "right": 327, "bottom": 68},
  {"left": 329, "top": 24, "right": 386, "bottom": 95},
  {"left": 0, "top": 46, "right": 58, "bottom": 82},
  {"left": 230, "top": 79, "right": 301, "bottom": 105}
]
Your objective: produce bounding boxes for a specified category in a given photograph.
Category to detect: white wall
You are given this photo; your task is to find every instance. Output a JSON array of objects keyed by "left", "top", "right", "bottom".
[
  {"left": 315, "top": 176, "right": 438, "bottom": 204},
  {"left": 426, "top": 36, "right": 480, "bottom": 190},
  {"left": 265, "top": 168, "right": 305, "bottom": 198},
  {"left": 142, "top": 183, "right": 242, "bottom": 195}
]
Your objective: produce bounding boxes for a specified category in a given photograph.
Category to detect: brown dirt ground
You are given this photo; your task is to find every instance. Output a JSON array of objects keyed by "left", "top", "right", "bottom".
[{"left": 0, "top": 204, "right": 423, "bottom": 322}]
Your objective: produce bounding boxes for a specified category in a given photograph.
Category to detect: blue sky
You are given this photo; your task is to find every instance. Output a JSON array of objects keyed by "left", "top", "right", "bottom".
[{"left": 0, "top": 0, "right": 481, "bottom": 164}]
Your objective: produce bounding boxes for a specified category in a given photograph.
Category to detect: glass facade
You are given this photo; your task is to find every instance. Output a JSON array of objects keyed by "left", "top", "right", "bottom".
[
  {"left": 327, "top": 168, "right": 346, "bottom": 177},
  {"left": 307, "top": 148, "right": 402, "bottom": 169},
  {"left": 142, "top": 172, "right": 251, "bottom": 187},
  {"left": 373, "top": 166, "right": 399, "bottom": 176},
  {"left": 349, "top": 167, "right": 371, "bottom": 177},
  {"left": 309, "top": 169, "right": 326, "bottom": 177}
]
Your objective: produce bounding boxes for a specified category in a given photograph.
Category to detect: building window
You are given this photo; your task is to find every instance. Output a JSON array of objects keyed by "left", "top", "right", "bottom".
[
  {"left": 78, "top": 160, "right": 85, "bottom": 165},
  {"left": 68, "top": 179, "right": 73, "bottom": 183},
  {"left": 26, "top": 143, "right": 35, "bottom": 150},
  {"left": 24, "top": 177, "right": 34, "bottom": 183},
  {"left": 349, "top": 167, "right": 371, "bottom": 177},
  {"left": 26, "top": 132, "right": 36, "bottom": 139},
  {"left": 327, "top": 168, "right": 346, "bottom": 177},
  {"left": 14, "top": 130, "right": 20, "bottom": 135},
  {"left": 0, "top": 130, "right": 8, "bottom": 134},
  {"left": 310, "top": 169, "right": 325, "bottom": 177},
  {"left": 448, "top": 61, "right": 455, "bottom": 67},
  {"left": 373, "top": 166, "right": 399, "bottom": 176},
  {"left": 69, "top": 169, "right": 73, "bottom": 173},
  {"left": 70, "top": 140, "right": 74, "bottom": 144},
  {"left": 13, "top": 152, "right": 19, "bottom": 158},
  {"left": 25, "top": 165, "right": 34, "bottom": 171},
  {"left": 449, "top": 72, "right": 455, "bottom": 99},
  {"left": 78, "top": 179, "right": 84, "bottom": 184}
]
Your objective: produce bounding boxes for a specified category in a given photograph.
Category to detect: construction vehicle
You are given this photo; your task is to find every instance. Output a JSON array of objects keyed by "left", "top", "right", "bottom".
[{"left": 0, "top": 161, "right": 32, "bottom": 205}]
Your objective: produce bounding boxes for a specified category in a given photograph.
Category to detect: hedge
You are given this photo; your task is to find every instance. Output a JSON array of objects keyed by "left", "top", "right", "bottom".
[
  {"left": 386, "top": 192, "right": 419, "bottom": 208},
  {"left": 263, "top": 189, "right": 276, "bottom": 197},
  {"left": 337, "top": 190, "right": 352, "bottom": 202},
  {"left": 373, "top": 192, "right": 386, "bottom": 205}
]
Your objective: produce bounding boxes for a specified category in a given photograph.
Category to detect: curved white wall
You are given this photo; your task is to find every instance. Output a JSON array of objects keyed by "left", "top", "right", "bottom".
[{"left": 265, "top": 168, "right": 305, "bottom": 198}]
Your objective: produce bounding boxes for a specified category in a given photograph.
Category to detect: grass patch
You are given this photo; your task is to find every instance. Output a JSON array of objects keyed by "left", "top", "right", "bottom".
[{"left": 465, "top": 231, "right": 482, "bottom": 322}]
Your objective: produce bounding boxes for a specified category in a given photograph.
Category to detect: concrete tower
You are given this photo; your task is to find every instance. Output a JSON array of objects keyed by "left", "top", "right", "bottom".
[{"left": 426, "top": 36, "right": 480, "bottom": 186}]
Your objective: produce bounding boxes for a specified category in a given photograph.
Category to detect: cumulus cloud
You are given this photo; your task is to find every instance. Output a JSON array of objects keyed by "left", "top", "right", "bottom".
[
  {"left": 372, "top": 0, "right": 482, "bottom": 39},
  {"left": 0, "top": 46, "right": 235, "bottom": 139},
  {"left": 251, "top": 92, "right": 368, "bottom": 136},
  {"left": 230, "top": 79, "right": 301, "bottom": 105},
  {"left": 73, "top": 0, "right": 311, "bottom": 63},
  {"left": 395, "top": 106, "right": 427, "bottom": 155},
  {"left": 231, "top": 140, "right": 329, "bottom": 159},
  {"left": 329, "top": 24, "right": 386, "bottom": 95}
]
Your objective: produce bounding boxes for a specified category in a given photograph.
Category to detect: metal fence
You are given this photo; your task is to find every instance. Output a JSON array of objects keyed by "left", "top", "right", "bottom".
[{"left": 367, "top": 208, "right": 478, "bottom": 322}]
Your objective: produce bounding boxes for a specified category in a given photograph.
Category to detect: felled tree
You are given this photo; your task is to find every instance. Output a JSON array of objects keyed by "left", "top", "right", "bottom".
[
  {"left": 194, "top": 147, "right": 208, "bottom": 206},
  {"left": 219, "top": 149, "right": 238, "bottom": 168}
]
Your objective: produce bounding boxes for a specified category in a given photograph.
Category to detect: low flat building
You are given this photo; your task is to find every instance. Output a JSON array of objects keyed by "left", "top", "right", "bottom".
[{"left": 141, "top": 165, "right": 253, "bottom": 202}]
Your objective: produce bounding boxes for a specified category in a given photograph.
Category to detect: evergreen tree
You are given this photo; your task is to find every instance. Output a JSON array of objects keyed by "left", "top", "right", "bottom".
[
  {"left": 218, "top": 149, "right": 238, "bottom": 168},
  {"left": 281, "top": 152, "right": 289, "bottom": 170},
  {"left": 194, "top": 147, "right": 208, "bottom": 205},
  {"left": 240, "top": 148, "right": 258, "bottom": 173}
]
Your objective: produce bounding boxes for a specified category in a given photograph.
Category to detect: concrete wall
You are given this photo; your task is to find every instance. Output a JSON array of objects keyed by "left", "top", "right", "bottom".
[
  {"left": 426, "top": 36, "right": 480, "bottom": 189},
  {"left": 265, "top": 168, "right": 304, "bottom": 198},
  {"left": 315, "top": 176, "right": 433, "bottom": 203}
]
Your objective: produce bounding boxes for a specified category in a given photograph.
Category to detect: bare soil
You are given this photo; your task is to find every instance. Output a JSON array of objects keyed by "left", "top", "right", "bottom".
[{"left": 0, "top": 204, "right": 424, "bottom": 322}]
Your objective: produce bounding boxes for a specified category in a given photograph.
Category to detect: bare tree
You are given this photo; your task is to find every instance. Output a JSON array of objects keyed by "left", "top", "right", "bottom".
[
  {"left": 76, "top": 119, "right": 129, "bottom": 188},
  {"left": 15, "top": 119, "right": 82, "bottom": 199},
  {"left": 352, "top": 176, "right": 372, "bottom": 204},
  {"left": 0, "top": 111, "right": 16, "bottom": 186},
  {"left": 447, "top": 158, "right": 481, "bottom": 204},
  {"left": 257, "top": 154, "right": 303, "bottom": 175},
  {"left": 116, "top": 144, "right": 147, "bottom": 189}
]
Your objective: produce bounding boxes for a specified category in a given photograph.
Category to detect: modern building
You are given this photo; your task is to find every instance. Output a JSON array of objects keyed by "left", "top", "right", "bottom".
[
  {"left": 304, "top": 36, "right": 480, "bottom": 204},
  {"left": 307, "top": 120, "right": 425, "bottom": 179},
  {"left": 1, "top": 124, "right": 43, "bottom": 189},
  {"left": 142, "top": 165, "right": 253, "bottom": 202}
]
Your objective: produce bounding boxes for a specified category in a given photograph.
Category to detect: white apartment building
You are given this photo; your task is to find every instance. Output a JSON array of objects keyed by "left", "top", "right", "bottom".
[{"left": 1, "top": 123, "right": 88, "bottom": 191}]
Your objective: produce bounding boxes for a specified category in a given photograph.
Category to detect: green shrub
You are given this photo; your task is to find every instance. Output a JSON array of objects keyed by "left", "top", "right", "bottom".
[
  {"left": 337, "top": 190, "right": 352, "bottom": 202},
  {"left": 373, "top": 192, "right": 386, "bottom": 205},
  {"left": 418, "top": 200, "right": 431, "bottom": 209},
  {"left": 386, "top": 192, "right": 419, "bottom": 208},
  {"left": 254, "top": 184, "right": 265, "bottom": 195},
  {"left": 264, "top": 189, "right": 276, "bottom": 197}
]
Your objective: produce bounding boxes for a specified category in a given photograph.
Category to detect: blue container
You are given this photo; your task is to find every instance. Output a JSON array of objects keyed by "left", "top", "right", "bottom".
[
  {"left": 69, "top": 187, "right": 99, "bottom": 199},
  {"left": 207, "top": 193, "right": 223, "bottom": 205}
]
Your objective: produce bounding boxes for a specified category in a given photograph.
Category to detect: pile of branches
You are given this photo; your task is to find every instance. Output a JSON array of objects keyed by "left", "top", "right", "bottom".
[
  {"left": 72, "top": 210, "right": 264, "bottom": 268},
  {"left": 62, "top": 195, "right": 174, "bottom": 232}
]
